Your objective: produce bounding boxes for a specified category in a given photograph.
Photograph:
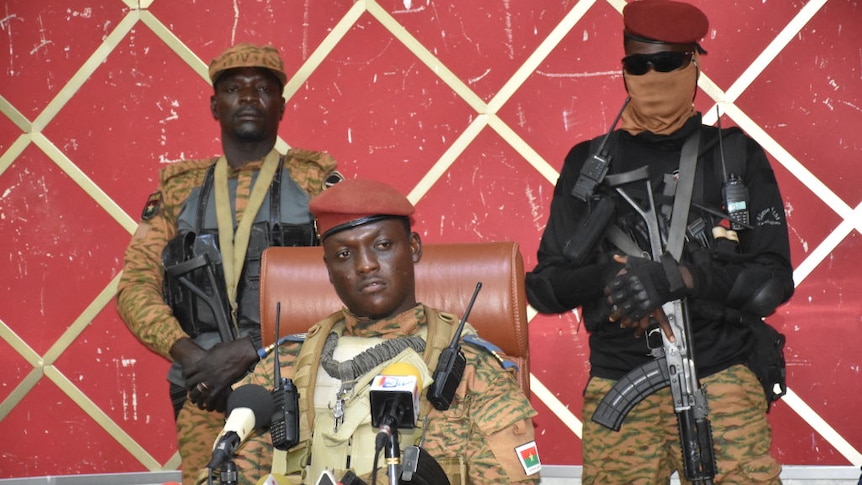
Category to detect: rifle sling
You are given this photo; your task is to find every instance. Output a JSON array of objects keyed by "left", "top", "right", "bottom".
[{"left": 667, "top": 131, "right": 700, "bottom": 260}]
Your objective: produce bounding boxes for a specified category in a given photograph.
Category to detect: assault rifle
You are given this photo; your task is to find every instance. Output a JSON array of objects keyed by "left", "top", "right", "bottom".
[
  {"left": 591, "top": 160, "right": 717, "bottom": 484},
  {"left": 164, "top": 252, "right": 236, "bottom": 344}
]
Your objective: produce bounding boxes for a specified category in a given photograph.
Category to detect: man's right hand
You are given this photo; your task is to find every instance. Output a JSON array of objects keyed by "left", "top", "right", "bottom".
[{"left": 170, "top": 337, "right": 259, "bottom": 413}]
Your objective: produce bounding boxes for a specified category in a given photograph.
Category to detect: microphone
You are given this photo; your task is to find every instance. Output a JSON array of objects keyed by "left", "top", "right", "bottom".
[
  {"left": 370, "top": 362, "right": 423, "bottom": 430},
  {"left": 427, "top": 282, "right": 482, "bottom": 411},
  {"left": 370, "top": 363, "right": 424, "bottom": 485},
  {"left": 207, "top": 384, "right": 274, "bottom": 470},
  {"left": 339, "top": 470, "right": 368, "bottom": 485},
  {"left": 270, "top": 302, "right": 300, "bottom": 450}
]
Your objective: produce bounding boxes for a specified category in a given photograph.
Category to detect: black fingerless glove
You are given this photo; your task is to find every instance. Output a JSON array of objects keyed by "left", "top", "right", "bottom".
[{"left": 607, "top": 253, "right": 690, "bottom": 320}]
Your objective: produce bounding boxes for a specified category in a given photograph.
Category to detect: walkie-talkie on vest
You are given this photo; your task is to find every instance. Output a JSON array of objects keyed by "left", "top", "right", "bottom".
[
  {"left": 717, "top": 106, "right": 751, "bottom": 231},
  {"left": 270, "top": 302, "right": 300, "bottom": 451},
  {"left": 571, "top": 97, "right": 631, "bottom": 201},
  {"left": 427, "top": 282, "right": 482, "bottom": 411}
]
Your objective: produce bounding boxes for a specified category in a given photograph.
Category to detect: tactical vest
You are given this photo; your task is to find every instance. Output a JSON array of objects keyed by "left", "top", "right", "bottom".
[
  {"left": 277, "top": 307, "right": 476, "bottom": 484},
  {"left": 162, "top": 158, "right": 317, "bottom": 344},
  {"left": 595, "top": 126, "right": 747, "bottom": 262}
]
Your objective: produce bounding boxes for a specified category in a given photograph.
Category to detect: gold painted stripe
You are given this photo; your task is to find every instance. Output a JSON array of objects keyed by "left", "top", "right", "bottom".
[
  {"left": 724, "top": 0, "right": 827, "bottom": 102},
  {"left": 44, "top": 365, "right": 163, "bottom": 470},
  {"left": 364, "top": 0, "right": 488, "bottom": 114},
  {"left": 0, "top": 134, "right": 32, "bottom": 176},
  {"left": 164, "top": 451, "right": 182, "bottom": 470},
  {"left": 42, "top": 274, "right": 122, "bottom": 365},
  {"left": 0, "top": 93, "right": 31, "bottom": 132},
  {"left": 782, "top": 387, "right": 862, "bottom": 467},
  {"left": 531, "top": 373, "right": 584, "bottom": 438},
  {"left": 139, "top": 11, "right": 210, "bottom": 85},
  {"left": 283, "top": 1, "right": 368, "bottom": 102},
  {"left": 31, "top": 10, "right": 140, "bottom": 132},
  {"left": 407, "top": 115, "right": 489, "bottom": 203},
  {"left": 487, "top": 0, "right": 597, "bottom": 113},
  {"left": 31, "top": 133, "right": 138, "bottom": 234},
  {"left": 487, "top": 115, "right": 559, "bottom": 184},
  {"left": 0, "top": 368, "right": 43, "bottom": 422},
  {"left": 0, "top": 319, "right": 43, "bottom": 368},
  {"left": 696, "top": 72, "right": 725, "bottom": 108}
]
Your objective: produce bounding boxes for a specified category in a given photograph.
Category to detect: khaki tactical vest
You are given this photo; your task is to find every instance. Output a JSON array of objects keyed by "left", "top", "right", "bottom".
[{"left": 275, "top": 307, "right": 475, "bottom": 484}]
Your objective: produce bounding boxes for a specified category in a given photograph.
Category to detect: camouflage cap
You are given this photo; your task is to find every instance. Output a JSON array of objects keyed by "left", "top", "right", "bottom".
[{"left": 208, "top": 43, "right": 287, "bottom": 86}]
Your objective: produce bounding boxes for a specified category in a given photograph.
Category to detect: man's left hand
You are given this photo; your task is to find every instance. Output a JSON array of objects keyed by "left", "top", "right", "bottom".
[{"left": 606, "top": 254, "right": 690, "bottom": 340}]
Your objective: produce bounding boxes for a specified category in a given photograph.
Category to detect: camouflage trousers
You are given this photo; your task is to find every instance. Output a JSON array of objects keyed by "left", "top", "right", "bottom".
[
  {"left": 176, "top": 398, "right": 225, "bottom": 485},
  {"left": 582, "top": 364, "right": 782, "bottom": 485}
]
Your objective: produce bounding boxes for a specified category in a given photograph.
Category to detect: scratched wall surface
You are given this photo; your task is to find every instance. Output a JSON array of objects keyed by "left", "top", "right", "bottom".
[{"left": 1, "top": 0, "right": 860, "bottom": 478}]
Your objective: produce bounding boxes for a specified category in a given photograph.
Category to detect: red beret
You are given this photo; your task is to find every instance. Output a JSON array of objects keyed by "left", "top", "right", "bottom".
[
  {"left": 309, "top": 179, "right": 415, "bottom": 239},
  {"left": 623, "top": 0, "right": 708, "bottom": 45}
]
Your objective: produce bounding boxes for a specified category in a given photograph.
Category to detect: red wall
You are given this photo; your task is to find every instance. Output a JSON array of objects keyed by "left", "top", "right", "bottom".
[{"left": 1, "top": 0, "right": 860, "bottom": 477}]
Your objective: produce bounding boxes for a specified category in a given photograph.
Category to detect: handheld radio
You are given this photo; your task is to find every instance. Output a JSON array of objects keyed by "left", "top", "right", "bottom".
[
  {"left": 717, "top": 107, "right": 751, "bottom": 231},
  {"left": 427, "top": 282, "right": 482, "bottom": 411},
  {"left": 571, "top": 97, "right": 631, "bottom": 201},
  {"left": 270, "top": 302, "right": 300, "bottom": 451}
]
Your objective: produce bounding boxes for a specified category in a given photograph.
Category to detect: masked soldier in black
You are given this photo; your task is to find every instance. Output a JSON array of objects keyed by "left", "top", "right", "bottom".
[{"left": 526, "top": 1, "right": 793, "bottom": 483}]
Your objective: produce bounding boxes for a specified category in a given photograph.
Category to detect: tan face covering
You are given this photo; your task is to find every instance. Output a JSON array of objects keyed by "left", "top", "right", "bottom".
[{"left": 620, "top": 56, "right": 698, "bottom": 136}]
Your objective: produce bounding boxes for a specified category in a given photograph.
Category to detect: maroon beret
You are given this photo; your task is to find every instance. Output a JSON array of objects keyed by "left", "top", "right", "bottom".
[
  {"left": 310, "top": 179, "right": 415, "bottom": 239},
  {"left": 623, "top": 0, "right": 708, "bottom": 45}
]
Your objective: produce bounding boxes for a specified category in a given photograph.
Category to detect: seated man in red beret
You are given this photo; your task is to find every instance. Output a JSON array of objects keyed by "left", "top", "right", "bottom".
[
  {"left": 221, "top": 179, "right": 541, "bottom": 484},
  {"left": 526, "top": 0, "right": 792, "bottom": 483}
]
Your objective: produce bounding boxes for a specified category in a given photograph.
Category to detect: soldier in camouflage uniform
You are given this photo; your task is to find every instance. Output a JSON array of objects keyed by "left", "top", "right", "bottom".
[
  {"left": 116, "top": 43, "right": 340, "bottom": 484},
  {"left": 525, "top": 1, "right": 793, "bottom": 484},
  {"left": 222, "top": 179, "right": 540, "bottom": 485}
]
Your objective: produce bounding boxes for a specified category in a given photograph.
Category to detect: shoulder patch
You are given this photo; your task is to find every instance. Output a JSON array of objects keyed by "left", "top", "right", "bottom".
[
  {"left": 515, "top": 441, "right": 542, "bottom": 476},
  {"left": 463, "top": 334, "right": 519, "bottom": 371},
  {"left": 141, "top": 191, "right": 162, "bottom": 221}
]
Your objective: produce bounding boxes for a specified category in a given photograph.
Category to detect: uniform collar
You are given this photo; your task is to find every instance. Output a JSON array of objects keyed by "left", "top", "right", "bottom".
[{"left": 340, "top": 304, "right": 426, "bottom": 338}]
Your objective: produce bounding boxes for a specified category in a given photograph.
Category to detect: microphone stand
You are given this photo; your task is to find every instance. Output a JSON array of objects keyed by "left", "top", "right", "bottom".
[
  {"left": 385, "top": 426, "right": 400, "bottom": 485},
  {"left": 220, "top": 460, "right": 238, "bottom": 485}
]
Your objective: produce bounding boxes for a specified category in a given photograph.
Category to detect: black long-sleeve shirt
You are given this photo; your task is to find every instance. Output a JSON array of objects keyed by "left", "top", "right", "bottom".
[{"left": 526, "top": 115, "right": 794, "bottom": 380}]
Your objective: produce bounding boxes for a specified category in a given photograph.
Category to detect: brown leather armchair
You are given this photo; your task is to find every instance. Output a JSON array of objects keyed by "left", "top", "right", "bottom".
[{"left": 259, "top": 241, "right": 531, "bottom": 394}]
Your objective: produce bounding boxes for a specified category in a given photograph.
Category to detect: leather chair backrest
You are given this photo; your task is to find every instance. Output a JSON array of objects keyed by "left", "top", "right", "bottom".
[{"left": 259, "top": 241, "right": 530, "bottom": 394}]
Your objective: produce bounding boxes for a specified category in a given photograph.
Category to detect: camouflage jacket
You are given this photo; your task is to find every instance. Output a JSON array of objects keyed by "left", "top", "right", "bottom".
[
  {"left": 232, "top": 304, "right": 540, "bottom": 484},
  {"left": 116, "top": 149, "right": 338, "bottom": 358}
]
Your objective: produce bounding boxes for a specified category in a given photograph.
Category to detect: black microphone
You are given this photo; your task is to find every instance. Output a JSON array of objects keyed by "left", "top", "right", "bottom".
[
  {"left": 270, "top": 302, "right": 300, "bottom": 450},
  {"left": 339, "top": 470, "right": 369, "bottom": 485},
  {"left": 427, "top": 282, "right": 482, "bottom": 411},
  {"left": 370, "top": 363, "right": 423, "bottom": 485},
  {"left": 208, "top": 384, "right": 274, "bottom": 470},
  {"left": 370, "top": 362, "right": 422, "bottom": 430}
]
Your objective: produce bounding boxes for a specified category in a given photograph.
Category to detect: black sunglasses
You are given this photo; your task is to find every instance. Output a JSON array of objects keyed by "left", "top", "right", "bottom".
[{"left": 622, "top": 51, "right": 694, "bottom": 75}]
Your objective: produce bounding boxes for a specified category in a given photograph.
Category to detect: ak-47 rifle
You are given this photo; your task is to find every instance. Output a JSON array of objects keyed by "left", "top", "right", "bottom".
[{"left": 591, "top": 154, "right": 717, "bottom": 484}]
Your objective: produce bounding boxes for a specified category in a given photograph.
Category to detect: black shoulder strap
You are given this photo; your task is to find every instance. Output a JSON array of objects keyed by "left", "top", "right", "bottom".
[
  {"left": 667, "top": 131, "right": 700, "bottom": 259},
  {"left": 195, "top": 164, "right": 216, "bottom": 232},
  {"left": 269, "top": 155, "right": 285, "bottom": 226}
]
